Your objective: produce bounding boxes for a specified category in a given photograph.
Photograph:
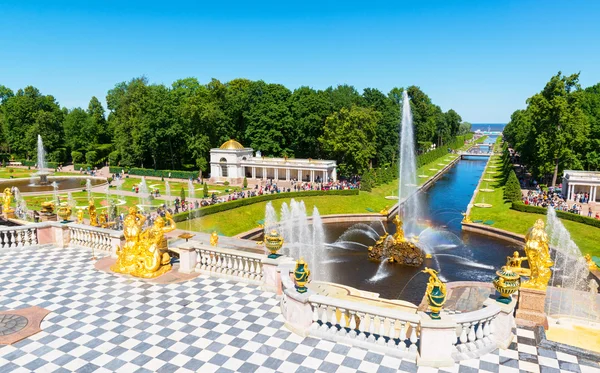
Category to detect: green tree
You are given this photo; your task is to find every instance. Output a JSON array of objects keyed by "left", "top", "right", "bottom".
[
  {"left": 180, "top": 186, "right": 186, "bottom": 202},
  {"left": 458, "top": 122, "right": 471, "bottom": 135},
  {"left": 320, "top": 106, "right": 380, "bottom": 175},
  {"left": 243, "top": 177, "right": 248, "bottom": 189},
  {"left": 203, "top": 182, "right": 208, "bottom": 197},
  {"left": 88, "top": 96, "right": 109, "bottom": 143},
  {"left": 64, "top": 108, "right": 93, "bottom": 152},
  {"left": 504, "top": 170, "right": 522, "bottom": 202}
]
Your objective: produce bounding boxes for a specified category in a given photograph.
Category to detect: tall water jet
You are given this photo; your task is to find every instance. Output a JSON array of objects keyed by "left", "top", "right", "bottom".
[
  {"left": 187, "top": 179, "right": 195, "bottom": 199},
  {"left": 312, "top": 207, "right": 327, "bottom": 281},
  {"left": 51, "top": 182, "right": 59, "bottom": 204},
  {"left": 86, "top": 179, "right": 92, "bottom": 200},
  {"left": 398, "top": 90, "right": 422, "bottom": 235},
  {"left": 545, "top": 208, "right": 597, "bottom": 320},
  {"left": 264, "top": 201, "right": 278, "bottom": 234},
  {"left": 139, "top": 177, "right": 149, "bottom": 206},
  {"left": 36, "top": 135, "right": 49, "bottom": 184},
  {"left": 13, "top": 188, "right": 28, "bottom": 220},
  {"left": 165, "top": 181, "right": 171, "bottom": 200}
]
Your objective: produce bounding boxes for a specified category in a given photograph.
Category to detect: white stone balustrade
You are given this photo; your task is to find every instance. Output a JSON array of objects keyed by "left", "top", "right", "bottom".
[
  {"left": 68, "top": 224, "right": 116, "bottom": 253},
  {"left": 308, "top": 294, "right": 422, "bottom": 360},
  {"left": 194, "top": 244, "right": 266, "bottom": 284},
  {"left": 451, "top": 302, "right": 503, "bottom": 361},
  {"left": 0, "top": 226, "right": 38, "bottom": 248}
]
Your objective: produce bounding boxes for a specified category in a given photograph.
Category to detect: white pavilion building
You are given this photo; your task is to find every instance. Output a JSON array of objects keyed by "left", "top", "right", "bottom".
[
  {"left": 561, "top": 170, "right": 600, "bottom": 202},
  {"left": 209, "top": 140, "right": 337, "bottom": 184}
]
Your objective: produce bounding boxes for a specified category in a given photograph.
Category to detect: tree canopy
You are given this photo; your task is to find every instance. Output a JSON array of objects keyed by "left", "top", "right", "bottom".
[{"left": 0, "top": 77, "right": 465, "bottom": 177}]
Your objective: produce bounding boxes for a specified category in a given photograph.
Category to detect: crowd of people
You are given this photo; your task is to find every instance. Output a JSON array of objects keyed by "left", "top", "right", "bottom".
[{"left": 522, "top": 187, "right": 599, "bottom": 219}]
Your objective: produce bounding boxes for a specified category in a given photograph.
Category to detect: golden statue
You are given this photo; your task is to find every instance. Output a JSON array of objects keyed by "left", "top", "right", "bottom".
[
  {"left": 379, "top": 205, "right": 389, "bottom": 215},
  {"left": 507, "top": 251, "right": 527, "bottom": 272},
  {"left": 461, "top": 212, "right": 472, "bottom": 224},
  {"left": 76, "top": 208, "right": 84, "bottom": 224},
  {"left": 88, "top": 199, "right": 98, "bottom": 227},
  {"left": 2, "top": 188, "right": 13, "bottom": 213},
  {"left": 210, "top": 231, "right": 219, "bottom": 247},
  {"left": 584, "top": 254, "right": 598, "bottom": 271},
  {"left": 98, "top": 213, "right": 107, "bottom": 228},
  {"left": 392, "top": 214, "right": 406, "bottom": 243},
  {"left": 111, "top": 208, "right": 175, "bottom": 279},
  {"left": 422, "top": 267, "right": 446, "bottom": 319},
  {"left": 520, "top": 219, "right": 553, "bottom": 290}
]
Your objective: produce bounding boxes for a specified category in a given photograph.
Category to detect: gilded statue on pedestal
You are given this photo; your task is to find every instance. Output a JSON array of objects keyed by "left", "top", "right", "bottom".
[
  {"left": 367, "top": 214, "right": 424, "bottom": 266},
  {"left": 2, "top": 188, "right": 14, "bottom": 213},
  {"left": 392, "top": 214, "right": 406, "bottom": 242},
  {"left": 210, "top": 231, "right": 219, "bottom": 247},
  {"left": 88, "top": 199, "right": 98, "bottom": 227},
  {"left": 76, "top": 208, "right": 84, "bottom": 224},
  {"left": 520, "top": 219, "right": 553, "bottom": 290},
  {"left": 111, "top": 207, "right": 176, "bottom": 279}
]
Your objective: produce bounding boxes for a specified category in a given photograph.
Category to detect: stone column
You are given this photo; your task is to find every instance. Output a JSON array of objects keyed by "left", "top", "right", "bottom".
[
  {"left": 310, "top": 170, "right": 314, "bottom": 182},
  {"left": 515, "top": 287, "right": 549, "bottom": 329},
  {"left": 178, "top": 245, "right": 197, "bottom": 274},
  {"left": 298, "top": 169, "right": 302, "bottom": 181},
  {"left": 593, "top": 186, "right": 597, "bottom": 203},
  {"left": 274, "top": 168, "right": 279, "bottom": 181},
  {"left": 332, "top": 168, "right": 337, "bottom": 182},
  {"left": 417, "top": 314, "right": 456, "bottom": 367},
  {"left": 286, "top": 169, "right": 290, "bottom": 181},
  {"left": 263, "top": 167, "right": 267, "bottom": 180},
  {"left": 323, "top": 170, "right": 327, "bottom": 183},
  {"left": 252, "top": 167, "right": 256, "bottom": 179}
]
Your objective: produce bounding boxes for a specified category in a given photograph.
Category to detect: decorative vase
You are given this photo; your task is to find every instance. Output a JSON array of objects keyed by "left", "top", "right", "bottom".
[
  {"left": 427, "top": 285, "right": 446, "bottom": 319},
  {"left": 57, "top": 203, "right": 72, "bottom": 223},
  {"left": 493, "top": 266, "right": 520, "bottom": 304},
  {"left": 264, "top": 230, "right": 284, "bottom": 259},
  {"left": 294, "top": 259, "right": 310, "bottom": 293}
]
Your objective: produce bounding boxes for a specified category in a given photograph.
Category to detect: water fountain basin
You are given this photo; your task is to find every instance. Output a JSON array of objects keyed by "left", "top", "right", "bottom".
[{"left": 0, "top": 176, "right": 107, "bottom": 193}]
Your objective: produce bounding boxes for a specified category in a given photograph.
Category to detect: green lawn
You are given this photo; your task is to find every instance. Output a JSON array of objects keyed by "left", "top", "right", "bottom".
[
  {"left": 470, "top": 154, "right": 600, "bottom": 257},
  {"left": 177, "top": 153, "right": 463, "bottom": 236}
]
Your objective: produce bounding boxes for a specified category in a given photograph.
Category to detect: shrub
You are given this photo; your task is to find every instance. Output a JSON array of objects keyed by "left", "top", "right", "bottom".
[
  {"left": 203, "top": 182, "right": 208, "bottom": 197},
  {"left": 511, "top": 202, "right": 600, "bottom": 229},
  {"left": 243, "top": 177, "right": 248, "bottom": 189},
  {"left": 108, "top": 166, "right": 197, "bottom": 180},
  {"left": 180, "top": 187, "right": 185, "bottom": 202},
  {"left": 85, "top": 151, "right": 98, "bottom": 166},
  {"left": 172, "top": 189, "right": 359, "bottom": 222},
  {"left": 108, "top": 151, "right": 120, "bottom": 166},
  {"left": 71, "top": 151, "right": 84, "bottom": 164},
  {"left": 107, "top": 177, "right": 113, "bottom": 184},
  {"left": 48, "top": 148, "right": 67, "bottom": 163},
  {"left": 223, "top": 181, "right": 230, "bottom": 186},
  {"left": 503, "top": 170, "right": 522, "bottom": 202}
]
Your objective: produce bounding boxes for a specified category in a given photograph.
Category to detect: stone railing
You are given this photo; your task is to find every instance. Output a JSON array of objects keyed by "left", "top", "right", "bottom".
[
  {"left": 195, "top": 245, "right": 264, "bottom": 284},
  {"left": 308, "top": 294, "right": 421, "bottom": 360},
  {"left": 451, "top": 303, "right": 502, "bottom": 361},
  {"left": 277, "top": 263, "right": 517, "bottom": 367},
  {"left": 0, "top": 225, "right": 38, "bottom": 248},
  {"left": 68, "top": 224, "right": 119, "bottom": 254}
]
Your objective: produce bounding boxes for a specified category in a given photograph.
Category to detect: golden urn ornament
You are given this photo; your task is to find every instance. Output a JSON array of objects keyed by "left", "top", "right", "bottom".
[
  {"left": 2, "top": 188, "right": 14, "bottom": 214},
  {"left": 111, "top": 207, "right": 176, "bottom": 279},
  {"left": 56, "top": 202, "right": 72, "bottom": 223},
  {"left": 41, "top": 201, "right": 55, "bottom": 214},
  {"left": 264, "top": 229, "right": 284, "bottom": 259},
  {"left": 294, "top": 258, "right": 310, "bottom": 293},
  {"left": 493, "top": 252, "right": 522, "bottom": 304},
  {"left": 210, "top": 231, "right": 219, "bottom": 247},
  {"left": 422, "top": 267, "right": 446, "bottom": 319}
]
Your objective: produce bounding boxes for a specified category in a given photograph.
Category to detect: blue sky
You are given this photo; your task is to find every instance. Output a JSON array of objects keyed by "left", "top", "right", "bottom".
[{"left": 1, "top": 0, "right": 599, "bottom": 123}]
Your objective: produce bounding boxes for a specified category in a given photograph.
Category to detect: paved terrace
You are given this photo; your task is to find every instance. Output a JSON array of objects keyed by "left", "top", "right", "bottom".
[{"left": 0, "top": 245, "right": 599, "bottom": 373}]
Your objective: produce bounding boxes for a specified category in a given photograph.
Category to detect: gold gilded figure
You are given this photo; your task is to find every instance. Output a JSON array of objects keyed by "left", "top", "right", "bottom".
[
  {"left": 392, "top": 214, "right": 405, "bottom": 242},
  {"left": 521, "top": 219, "right": 553, "bottom": 290},
  {"left": 111, "top": 208, "right": 175, "bottom": 279},
  {"left": 88, "top": 199, "right": 98, "bottom": 226},
  {"left": 2, "top": 188, "right": 13, "bottom": 213},
  {"left": 76, "top": 208, "right": 84, "bottom": 224},
  {"left": 210, "top": 231, "right": 219, "bottom": 247}
]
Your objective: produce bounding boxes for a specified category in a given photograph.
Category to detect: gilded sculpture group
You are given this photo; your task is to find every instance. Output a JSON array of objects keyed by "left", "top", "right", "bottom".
[{"left": 111, "top": 207, "right": 176, "bottom": 278}]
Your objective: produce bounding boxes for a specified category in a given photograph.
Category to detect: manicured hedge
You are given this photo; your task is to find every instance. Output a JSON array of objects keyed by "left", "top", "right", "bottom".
[
  {"left": 18, "top": 159, "right": 59, "bottom": 169},
  {"left": 109, "top": 166, "right": 198, "bottom": 179},
  {"left": 172, "top": 189, "right": 359, "bottom": 222},
  {"left": 511, "top": 202, "right": 600, "bottom": 229},
  {"left": 74, "top": 163, "right": 93, "bottom": 171}
]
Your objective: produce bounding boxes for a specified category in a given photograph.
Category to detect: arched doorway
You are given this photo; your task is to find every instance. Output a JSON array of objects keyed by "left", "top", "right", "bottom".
[{"left": 220, "top": 158, "right": 228, "bottom": 177}]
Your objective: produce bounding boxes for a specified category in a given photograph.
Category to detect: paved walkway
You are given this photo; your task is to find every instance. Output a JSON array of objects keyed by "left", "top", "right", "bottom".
[{"left": 0, "top": 245, "right": 599, "bottom": 373}]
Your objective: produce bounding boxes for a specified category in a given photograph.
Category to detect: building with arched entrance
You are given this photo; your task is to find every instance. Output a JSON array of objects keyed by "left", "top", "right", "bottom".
[{"left": 209, "top": 140, "right": 337, "bottom": 184}]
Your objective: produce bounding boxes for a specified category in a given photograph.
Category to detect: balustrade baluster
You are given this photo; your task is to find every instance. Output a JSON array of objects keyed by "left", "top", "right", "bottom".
[
  {"left": 226, "top": 255, "right": 232, "bottom": 275},
  {"left": 338, "top": 309, "right": 347, "bottom": 336},
  {"left": 247, "top": 259, "right": 255, "bottom": 279},
  {"left": 377, "top": 317, "right": 386, "bottom": 345},
  {"left": 467, "top": 322, "right": 477, "bottom": 351},
  {"left": 319, "top": 305, "right": 329, "bottom": 332},
  {"left": 357, "top": 312, "right": 368, "bottom": 341},
  {"left": 210, "top": 252, "right": 217, "bottom": 271},
  {"left": 10, "top": 230, "right": 16, "bottom": 248},
  {"left": 311, "top": 304, "right": 320, "bottom": 330},
  {"left": 367, "top": 314, "right": 376, "bottom": 342},
  {"left": 348, "top": 311, "right": 357, "bottom": 338},
  {"left": 397, "top": 321, "right": 407, "bottom": 350},
  {"left": 243, "top": 258, "right": 250, "bottom": 278},
  {"left": 408, "top": 322, "right": 418, "bottom": 352},
  {"left": 387, "top": 319, "right": 396, "bottom": 348}
]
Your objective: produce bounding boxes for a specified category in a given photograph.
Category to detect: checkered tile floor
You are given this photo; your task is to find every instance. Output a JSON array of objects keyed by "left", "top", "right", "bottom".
[{"left": 0, "top": 246, "right": 598, "bottom": 373}]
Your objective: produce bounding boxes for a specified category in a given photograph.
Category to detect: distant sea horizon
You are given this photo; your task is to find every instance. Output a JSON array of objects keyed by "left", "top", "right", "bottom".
[{"left": 471, "top": 123, "right": 506, "bottom": 132}]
